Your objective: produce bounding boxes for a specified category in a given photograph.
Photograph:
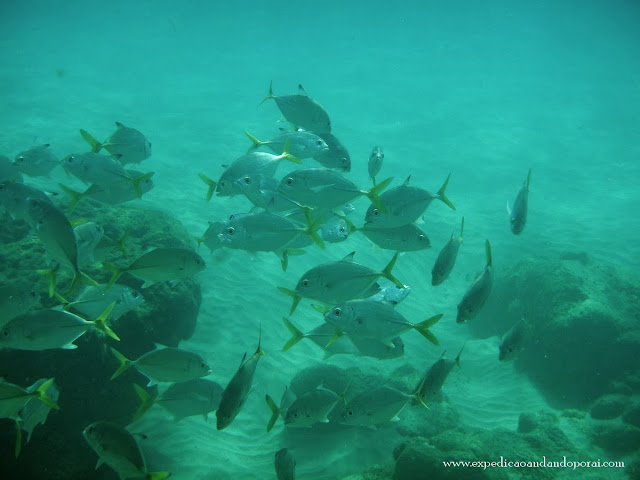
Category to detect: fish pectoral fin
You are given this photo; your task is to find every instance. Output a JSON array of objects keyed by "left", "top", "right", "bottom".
[
  {"left": 506, "top": 201, "right": 512, "bottom": 216},
  {"left": 95, "top": 458, "right": 104, "bottom": 470}
]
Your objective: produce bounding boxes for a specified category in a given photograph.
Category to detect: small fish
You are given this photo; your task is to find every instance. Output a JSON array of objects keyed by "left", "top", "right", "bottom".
[
  {"left": 368, "top": 146, "right": 384, "bottom": 184},
  {"left": 0, "top": 378, "right": 59, "bottom": 457},
  {"left": 196, "top": 221, "right": 225, "bottom": 252},
  {"left": 13, "top": 144, "right": 59, "bottom": 177},
  {"left": 19, "top": 378, "right": 60, "bottom": 443},
  {"left": 106, "top": 247, "right": 206, "bottom": 289},
  {"left": 0, "top": 306, "right": 118, "bottom": 350},
  {"left": 413, "top": 346, "right": 463, "bottom": 404},
  {"left": 457, "top": 240, "right": 493, "bottom": 323},
  {"left": 80, "top": 122, "right": 152, "bottom": 164},
  {"left": 67, "top": 284, "right": 144, "bottom": 322},
  {"left": 275, "top": 448, "right": 296, "bottom": 480},
  {"left": 332, "top": 384, "right": 425, "bottom": 427},
  {"left": 318, "top": 215, "right": 349, "bottom": 243},
  {"left": 364, "top": 174, "right": 455, "bottom": 228},
  {"left": 431, "top": 216, "right": 464, "bottom": 286},
  {"left": 245, "top": 130, "right": 329, "bottom": 158},
  {"left": 313, "top": 132, "right": 351, "bottom": 171},
  {"left": 110, "top": 346, "right": 211, "bottom": 385},
  {"left": 278, "top": 251, "right": 404, "bottom": 315},
  {"left": 83, "top": 421, "right": 170, "bottom": 480},
  {"left": 0, "top": 286, "right": 40, "bottom": 329},
  {"left": 216, "top": 331, "right": 264, "bottom": 430},
  {"left": 0, "top": 155, "right": 22, "bottom": 182},
  {"left": 499, "top": 317, "right": 532, "bottom": 361},
  {"left": 371, "top": 283, "right": 412, "bottom": 305},
  {"left": 276, "top": 168, "right": 391, "bottom": 212},
  {"left": 133, "top": 379, "right": 223, "bottom": 422},
  {"left": 507, "top": 168, "right": 531, "bottom": 235},
  {"left": 0, "top": 182, "right": 53, "bottom": 222},
  {"left": 260, "top": 82, "right": 331, "bottom": 133},
  {"left": 282, "top": 387, "right": 343, "bottom": 428},
  {"left": 324, "top": 299, "right": 441, "bottom": 346},
  {"left": 358, "top": 222, "right": 431, "bottom": 252},
  {"left": 74, "top": 222, "right": 104, "bottom": 267},
  {"left": 26, "top": 198, "right": 96, "bottom": 293}
]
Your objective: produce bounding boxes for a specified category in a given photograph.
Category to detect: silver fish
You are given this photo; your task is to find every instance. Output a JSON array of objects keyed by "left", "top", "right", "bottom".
[
  {"left": 260, "top": 82, "right": 331, "bottom": 133},
  {"left": 364, "top": 174, "right": 455, "bottom": 228},
  {"left": 431, "top": 216, "right": 464, "bottom": 286},
  {"left": 413, "top": 346, "right": 463, "bottom": 404},
  {"left": 284, "top": 387, "right": 343, "bottom": 428},
  {"left": 324, "top": 299, "right": 441, "bottom": 345},
  {"left": 133, "top": 379, "right": 223, "bottom": 422},
  {"left": 0, "top": 286, "right": 40, "bottom": 329},
  {"left": 368, "top": 146, "right": 384, "bottom": 184},
  {"left": 245, "top": 130, "right": 328, "bottom": 158},
  {"left": 0, "top": 307, "right": 118, "bottom": 350},
  {"left": 0, "top": 155, "right": 22, "bottom": 182},
  {"left": 0, "top": 182, "right": 52, "bottom": 222},
  {"left": 80, "top": 122, "right": 152, "bottom": 164},
  {"left": 216, "top": 332, "right": 264, "bottom": 430},
  {"left": 110, "top": 346, "right": 211, "bottom": 386},
  {"left": 13, "top": 144, "right": 59, "bottom": 177},
  {"left": 83, "top": 421, "right": 170, "bottom": 480},
  {"left": 275, "top": 448, "right": 296, "bottom": 480},
  {"left": 74, "top": 222, "right": 104, "bottom": 267},
  {"left": 359, "top": 223, "right": 431, "bottom": 252},
  {"left": 313, "top": 132, "right": 351, "bottom": 171},
  {"left": 371, "top": 283, "right": 412, "bottom": 305},
  {"left": 282, "top": 317, "right": 359, "bottom": 357},
  {"left": 106, "top": 247, "right": 206, "bottom": 288},
  {"left": 278, "top": 251, "right": 404, "bottom": 315},
  {"left": 457, "top": 239, "right": 493, "bottom": 323},
  {"left": 508, "top": 168, "right": 531, "bottom": 235},
  {"left": 499, "top": 317, "right": 531, "bottom": 361},
  {"left": 19, "top": 378, "right": 60, "bottom": 443},
  {"left": 68, "top": 284, "right": 144, "bottom": 322}
]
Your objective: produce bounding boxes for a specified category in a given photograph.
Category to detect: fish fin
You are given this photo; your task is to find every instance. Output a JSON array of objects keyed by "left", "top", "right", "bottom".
[
  {"left": 61, "top": 343, "right": 79, "bottom": 349},
  {"left": 37, "top": 264, "right": 59, "bottom": 298},
  {"left": 311, "top": 304, "right": 329, "bottom": 314},
  {"left": 402, "top": 175, "right": 411, "bottom": 186},
  {"left": 79, "top": 129, "right": 102, "bottom": 152},
  {"left": 280, "top": 250, "right": 289, "bottom": 272},
  {"left": 525, "top": 168, "right": 532, "bottom": 190},
  {"left": 485, "top": 239, "right": 492, "bottom": 268},
  {"left": 34, "top": 378, "right": 60, "bottom": 410},
  {"left": 365, "top": 177, "right": 392, "bottom": 214},
  {"left": 258, "top": 80, "right": 274, "bottom": 107},
  {"left": 436, "top": 173, "right": 456, "bottom": 210},
  {"left": 454, "top": 342, "right": 466, "bottom": 369},
  {"left": 325, "top": 331, "right": 342, "bottom": 348},
  {"left": 146, "top": 472, "right": 171, "bottom": 480},
  {"left": 298, "top": 84, "right": 308, "bottom": 95},
  {"left": 132, "top": 384, "right": 155, "bottom": 422},
  {"left": 109, "top": 347, "right": 132, "bottom": 380},
  {"left": 58, "top": 183, "right": 87, "bottom": 214},
  {"left": 95, "top": 458, "right": 104, "bottom": 470},
  {"left": 13, "top": 419, "right": 22, "bottom": 458},
  {"left": 278, "top": 138, "right": 303, "bottom": 165},
  {"left": 282, "top": 317, "right": 304, "bottom": 352},
  {"left": 244, "top": 130, "right": 263, "bottom": 152},
  {"left": 79, "top": 270, "right": 99, "bottom": 288},
  {"left": 91, "top": 301, "right": 120, "bottom": 341},
  {"left": 506, "top": 201, "right": 512, "bottom": 216},
  {"left": 302, "top": 207, "right": 325, "bottom": 250},
  {"left": 131, "top": 171, "right": 154, "bottom": 199},
  {"left": 265, "top": 394, "right": 280, "bottom": 432},
  {"left": 414, "top": 314, "right": 443, "bottom": 345},
  {"left": 341, "top": 251, "right": 356, "bottom": 262},
  {"left": 381, "top": 252, "right": 404, "bottom": 288},
  {"left": 117, "top": 229, "right": 130, "bottom": 258},
  {"left": 255, "top": 325, "right": 265, "bottom": 357},
  {"left": 104, "top": 262, "right": 124, "bottom": 290},
  {"left": 277, "top": 287, "right": 301, "bottom": 315},
  {"left": 198, "top": 173, "right": 217, "bottom": 202},
  {"left": 459, "top": 216, "right": 464, "bottom": 238}
]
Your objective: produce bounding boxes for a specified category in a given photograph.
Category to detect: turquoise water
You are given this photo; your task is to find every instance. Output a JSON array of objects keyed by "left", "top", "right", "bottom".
[{"left": 1, "top": 0, "right": 639, "bottom": 479}]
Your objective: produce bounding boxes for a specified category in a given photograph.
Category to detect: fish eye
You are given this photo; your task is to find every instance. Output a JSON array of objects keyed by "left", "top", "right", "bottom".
[
  {"left": 219, "top": 181, "right": 226, "bottom": 187},
  {"left": 227, "top": 227, "right": 234, "bottom": 235},
  {"left": 418, "top": 235, "right": 425, "bottom": 241},
  {"left": 2, "top": 328, "right": 9, "bottom": 336},
  {"left": 339, "top": 226, "right": 345, "bottom": 233},
  {"left": 302, "top": 279, "right": 309, "bottom": 287},
  {"left": 293, "top": 412, "right": 298, "bottom": 418},
  {"left": 243, "top": 176, "right": 251, "bottom": 185},
  {"left": 316, "top": 140, "right": 323, "bottom": 146},
  {"left": 285, "top": 177, "right": 294, "bottom": 186},
  {"left": 67, "top": 155, "right": 74, "bottom": 163},
  {"left": 347, "top": 409, "right": 353, "bottom": 416},
  {"left": 333, "top": 308, "right": 341, "bottom": 316},
  {"left": 373, "top": 209, "right": 380, "bottom": 217},
  {"left": 17, "top": 156, "right": 24, "bottom": 163},
  {"left": 88, "top": 426, "right": 94, "bottom": 433},
  {"left": 201, "top": 362, "right": 207, "bottom": 368}
]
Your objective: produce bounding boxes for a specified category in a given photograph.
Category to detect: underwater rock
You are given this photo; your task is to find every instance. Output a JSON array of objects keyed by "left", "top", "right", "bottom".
[
  {"left": 622, "top": 402, "right": 640, "bottom": 429},
  {"left": 589, "top": 394, "right": 630, "bottom": 420},
  {"left": 590, "top": 422, "right": 640, "bottom": 455},
  {"left": 467, "top": 253, "right": 640, "bottom": 409}
]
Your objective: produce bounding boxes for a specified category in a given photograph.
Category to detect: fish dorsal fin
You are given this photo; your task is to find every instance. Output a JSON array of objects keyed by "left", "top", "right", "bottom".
[
  {"left": 484, "top": 239, "right": 492, "bottom": 267},
  {"left": 525, "top": 168, "right": 532, "bottom": 190},
  {"left": 298, "top": 84, "right": 308, "bottom": 96},
  {"left": 95, "top": 458, "right": 104, "bottom": 470},
  {"left": 402, "top": 175, "right": 411, "bottom": 186},
  {"left": 238, "top": 352, "right": 248, "bottom": 367},
  {"left": 342, "top": 251, "right": 356, "bottom": 262},
  {"left": 115, "top": 121, "right": 125, "bottom": 128}
]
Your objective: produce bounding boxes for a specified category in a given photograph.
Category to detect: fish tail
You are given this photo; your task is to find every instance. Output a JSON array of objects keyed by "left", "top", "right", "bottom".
[
  {"left": 380, "top": 252, "right": 404, "bottom": 288},
  {"left": 258, "top": 80, "right": 274, "bottom": 107},
  {"left": 365, "top": 176, "right": 392, "bottom": 214},
  {"left": 265, "top": 394, "right": 280, "bottom": 432},
  {"left": 109, "top": 347, "right": 132, "bottom": 380},
  {"left": 302, "top": 207, "right": 326, "bottom": 250},
  {"left": 410, "top": 377, "right": 430, "bottom": 411},
  {"left": 104, "top": 262, "right": 124, "bottom": 290},
  {"left": 455, "top": 342, "right": 465, "bottom": 369},
  {"left": 34, "top": 378, "right": 60, "bottom": 410},
  {"left": 278, "top": 287, "right": 302, "bottom": 315},
  {"left": 198, "top": 173, "right": 217, "bottom": 202},
  {"left": 132, "top": 384, "right": 156, "bottom": 422},
  {"left": 193, "top": 235, "right": 204, "bottom": 250},
  {"left": 14, "top": 419, "right": 22, "bottom": 458},
  {"left": 255, "top": 325, "right": 265, "bottom": 357},
  {"left": 37, "top": 264, "right": 60, "bottom": 298},
  {"left": 58, "top": 183, "right": 86, "bottom": 214},
  {"left": 146, "top": 472, "right": 171, "bottom": 480},
  {"left": 282, "top": 317, "right": 304, "bottom": 352},
  {"left": 279, "top": 138, "right": 302, "bottom": 164},
  {"left": 415, "top": 314, "right": 443, "bottom": 345},
  {"left": 91, "top": 301, "right": 121, "bottom": 341},
  {"left": 117, "top": 229, "right": 130, "bottom": 258},
  {"left": 244, "top": 130, "right": 263, "bottom": 152},
  {"left": 79, "top": 129, "right": 103, "bottom": 152},
  {"left": 131, "top": 171, "right": 154, "bottom": 199},
  {"left": 485, "top": 239, "right": 492, "bottom": 268},
  {"left": 436, "top": 173, "right": 456, "bottom": 210}
]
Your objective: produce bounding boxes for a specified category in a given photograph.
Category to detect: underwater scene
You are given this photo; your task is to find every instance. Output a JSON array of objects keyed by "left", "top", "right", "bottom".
[{"left": 1, "top": 0, "right": 639, "bottom": 479}]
